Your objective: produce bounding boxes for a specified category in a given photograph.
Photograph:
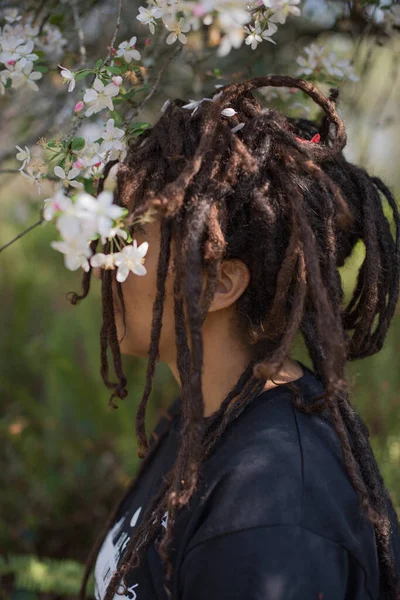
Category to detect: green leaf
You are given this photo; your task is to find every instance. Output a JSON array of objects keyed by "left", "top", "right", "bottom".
[
  {"left": 109, "top": 110, "right": 122, "bottom": 125},
  {"left": 33, "top": 65, "right": 48, "bottom": 73},
  {"left": 71, "top": 137, "right": 86, "bottom": 152},
  {"left": 48, "top": 13, "right": 64, "bottom": 25},
  {"left": 95, "top": 59, "right": 103, "bottom": 70},
  {"left": 75, "top": 69, "right": 92, "bottom": 81},
  {"left": 127, "top": 122, "right": 151, "bottom": 135},
  {"left": 122, "top": 88, "right": 137, "bottom": 100},
  {"left": 106, "top": 66, "right": 123, "bottom": 75}
]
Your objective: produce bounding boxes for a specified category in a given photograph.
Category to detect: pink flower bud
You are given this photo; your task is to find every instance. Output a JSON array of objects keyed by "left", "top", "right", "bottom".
[
  {"left": 74, "top": 159, "right": 84, "bottom": 169},
  {"left": 112, "top": 76, "right": 123, "bottom": 86},
  {"left": 145, "top": 38, "right": 151, "bottom": 46},
  {"left": 94, "top": 161, "right": 103, "bottom": 168},
  {"left": 7, "top": 60, "right": 16, "bottom": 66},
  {"left": 74, "top": 101, "right": 84, "bottom": 113}
]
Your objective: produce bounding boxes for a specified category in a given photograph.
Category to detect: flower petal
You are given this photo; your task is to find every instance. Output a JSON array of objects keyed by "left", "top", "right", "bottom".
[
  {"left": 54, "top": 165, "right": 65, "bottom": 179},
  {"left": 132, "top": 262, "right": 147, "bottom": 276},
  {"left": 116, "top": 265, "right": 130, "bottom": 282},
  {"left": 136, "top": 241, "right": 149, "bottom": 258},
  {"left": 90, "top": 253, "right": 106, "bottom": 267}
]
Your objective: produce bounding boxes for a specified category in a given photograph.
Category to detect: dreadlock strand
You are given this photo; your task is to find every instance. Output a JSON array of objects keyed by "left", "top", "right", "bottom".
[{"left": 135, "top": 219, "right": 173, "bottom": 459}]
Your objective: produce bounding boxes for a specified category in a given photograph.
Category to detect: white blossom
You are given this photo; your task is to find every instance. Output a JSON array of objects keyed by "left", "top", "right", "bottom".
[
  {"left": 58, "top": 65, "right": 76, "bottom": 92},
  {"left": 83, "top": 77, "right": 119, "bottom": 116},
  {"left": 296, "top": 43, "right": 358, "bottom": 81},
  {"left": 90, "top": 252, "right": 117, "bottom": 270},
  {"left": 38, "top": 23, "right": 67, "bottom": 57},
  {"left": 75, "top": 141, "right": 106, "bottom": 168},
  {"left": 20, "top": 165, "right": 43, "bottom": 192},
  {"left": 4, "top": 9, "right": 22, "bottom": 24},
  {"left": 323, "top": 53, "right": 359, "bottom": 82},
  {"left": 15, "top": 145, "right": 31, "bottom": 170},
  {"left": 15, "top": 40, "right": 38, "bottom": 62},
  {"left": 136, "top": 6, "right": 163, "bottom": 35},
  {"left": 116, "top": 36, "right": 141, "bottom": 63},
  {"left": 54, "top": 166, "right": 84, "bottom": 189},
  {"left": 0, "top": 33, "right": 25, "bottom": 62},
  {"left": 244, "top": 25, "right": 263, "bottom": 50},
  {"left": 261, "top": 21, "right": 278, "bottom": 43},
  {"left": 86, "top": 163, "right": 106, "bottom": 179},
  {"left": 296, "top": 43, "right": 325, "bottom": 76},
  {"left": 50, "top": 237, "right": 92, "bottom": 272},
  {"left": 42, "top": 189, "right": 72, "bottom": 221},
  {"left": 263, "top": 0, "right": 301, "bottom": 25},
  {"left": 75, "top": 191, "right": 126, "bottom": 238},
  {"left": 9, "top": 58, "right": 42, "bottom": 91},
  {"left": 100, "top": 225, "right": 128, "bottom": 245},
  {"left": 113, "top": 240, "right": 149, "bottom": 282},
  {"left": 100, "top": 119, "right": 125, "bottom": 152},
  {"left": 164, "top": 18, "right": 191, "bottom": 45}
]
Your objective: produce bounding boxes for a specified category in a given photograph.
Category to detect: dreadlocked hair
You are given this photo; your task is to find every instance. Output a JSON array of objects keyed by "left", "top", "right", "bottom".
[{"left": 73, "top": 75, "right": 400, "bottom": 599}]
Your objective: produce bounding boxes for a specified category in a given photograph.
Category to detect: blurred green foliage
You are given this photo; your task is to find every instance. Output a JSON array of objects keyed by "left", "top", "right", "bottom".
[{"left": 0, "top": 198, "right": 179, "bottom": 597}]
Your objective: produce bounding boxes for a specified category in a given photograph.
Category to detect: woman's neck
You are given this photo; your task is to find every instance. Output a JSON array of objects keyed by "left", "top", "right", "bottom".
[{"left": 167, "top": 311, "right": 304, "bottom": 418}]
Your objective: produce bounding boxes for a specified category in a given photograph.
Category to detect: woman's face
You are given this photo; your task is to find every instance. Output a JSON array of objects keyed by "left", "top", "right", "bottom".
[{"left": 94, "top": 219, "right": 177, "bottom": 362}]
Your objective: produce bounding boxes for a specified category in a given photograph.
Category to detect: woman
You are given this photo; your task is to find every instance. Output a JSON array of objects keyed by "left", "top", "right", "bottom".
[{"left": 75, "top": 75, "right": 400, "bottom": 599}]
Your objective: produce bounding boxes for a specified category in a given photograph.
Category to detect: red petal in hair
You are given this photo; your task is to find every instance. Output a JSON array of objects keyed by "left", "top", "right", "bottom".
[{"left": 295, "top": 133, "right": 321, "bottom": 144}]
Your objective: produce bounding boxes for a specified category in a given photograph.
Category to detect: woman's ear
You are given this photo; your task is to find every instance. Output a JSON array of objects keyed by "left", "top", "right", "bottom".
[{"left": 207, "top": 259, "right": 250, "bottom": 313}]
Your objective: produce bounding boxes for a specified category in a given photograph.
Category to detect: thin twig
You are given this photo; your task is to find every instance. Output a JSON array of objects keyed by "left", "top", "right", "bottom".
[
  {"left": 0, "top": 218, "right": 44, "bottom": 254},
  {"left": 123, "top": 45, "right": 182, "bottom": 126},
  {"left": 66, "top": 0, "right": 123, "bottom": 140},
  {"left": 103, "top": 0, "right": 123, "bottom": 67},
  {"left": 0, "top": 169, "right": 22, "bottom": 174},
  {"left": 71, "top": 0, "right": 87, "bottom": 68}
]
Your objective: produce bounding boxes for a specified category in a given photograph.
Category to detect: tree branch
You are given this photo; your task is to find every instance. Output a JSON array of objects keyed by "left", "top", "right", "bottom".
[
  {"left": 0, "top": 218, "right": 44, "bottom": 253},
  {"left": 71, "top": 0, "right": 87, "bottom": 68}
]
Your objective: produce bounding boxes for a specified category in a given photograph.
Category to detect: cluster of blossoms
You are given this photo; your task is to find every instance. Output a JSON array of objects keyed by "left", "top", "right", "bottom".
[
  {"left": 16, "top": 118, "right": 127, "bottom": 192},
  {"left": 58, "top": 34, "right": 142, "bottom": 117},
  {"left": 13, "top": 32, "right": 145, "bottom": 194},
  {"left": 30, "top": 102, "right": 245, "bottom": 271},
  {"left": 3, "top": 0, "right": 371, "bottom": 277},
  {"left": 136, "top": 0, "right": 301, "bottom": 56},
  {"left": 43, "top": 184, "right": 149, "bottom": 282},
  {"left": 296, "top": 43, "right": 359, "bottom": 82},
  {"left": 0, "top": 8, "right": 66, "bottom": 95}
]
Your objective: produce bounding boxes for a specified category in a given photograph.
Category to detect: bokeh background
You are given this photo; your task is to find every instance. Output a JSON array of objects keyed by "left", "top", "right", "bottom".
[{"left": 1, "top": 0, "right": 400, "bottom": 598}]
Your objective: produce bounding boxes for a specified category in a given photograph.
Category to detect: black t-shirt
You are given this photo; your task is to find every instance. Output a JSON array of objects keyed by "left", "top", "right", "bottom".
[{"left": 94, "top": 361, "right": 400, "bottom": 600}]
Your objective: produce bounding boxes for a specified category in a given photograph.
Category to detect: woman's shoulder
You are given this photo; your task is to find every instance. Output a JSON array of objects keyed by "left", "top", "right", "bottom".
[{"left": 183, "top": 367, "right": 380, "bottom": 584}]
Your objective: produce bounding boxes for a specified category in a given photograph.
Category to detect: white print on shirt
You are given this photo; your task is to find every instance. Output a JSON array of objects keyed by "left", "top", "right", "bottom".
[
  {"left": 94, "top": 506, "right": 142, "bottom": 600},
  {"left": 94, "top": 506, "right": 169, "bottom": 600}
]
